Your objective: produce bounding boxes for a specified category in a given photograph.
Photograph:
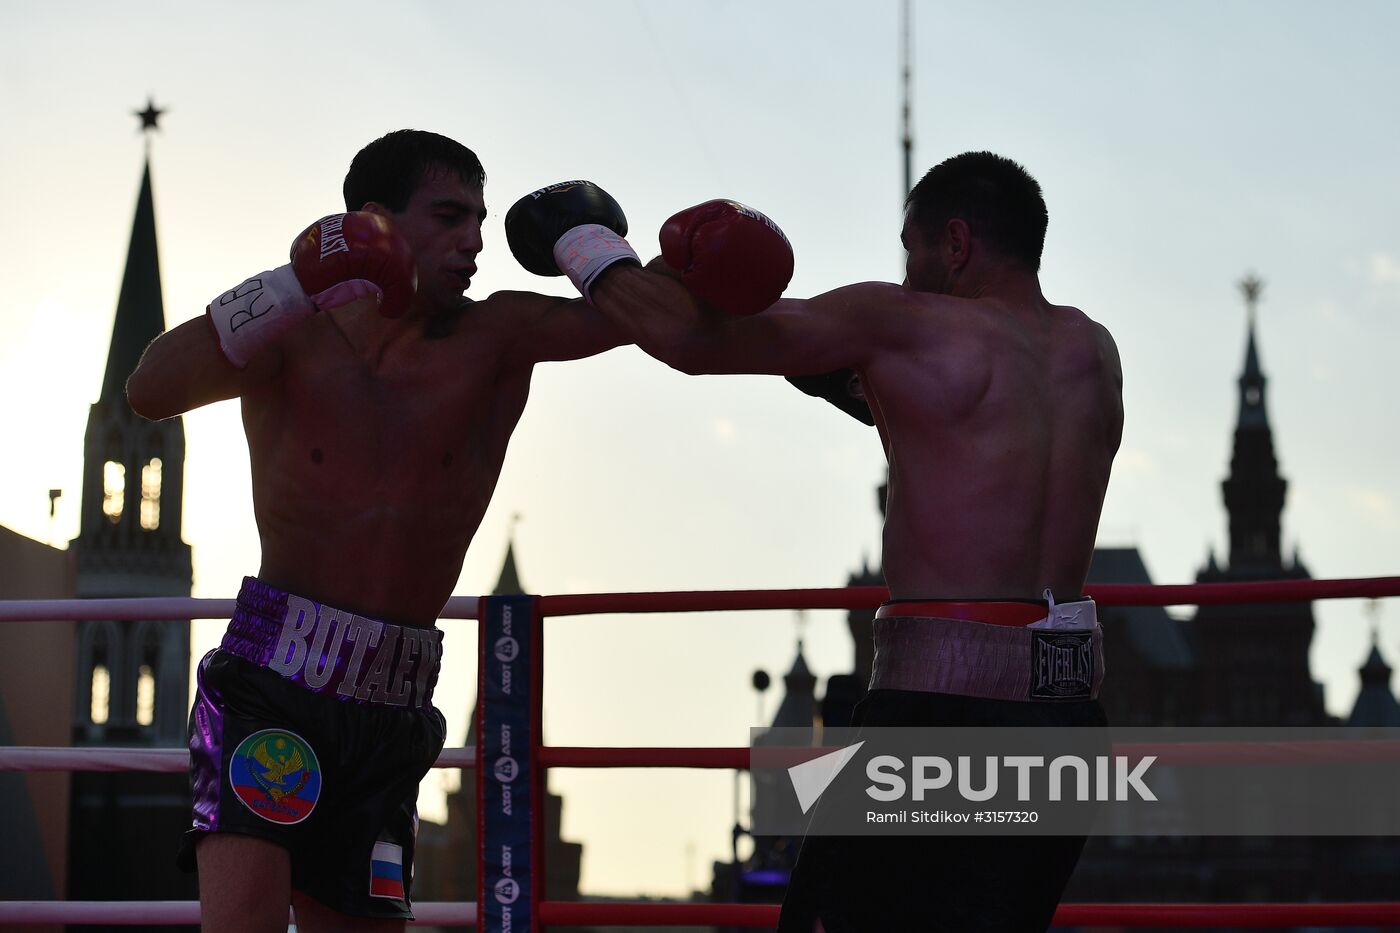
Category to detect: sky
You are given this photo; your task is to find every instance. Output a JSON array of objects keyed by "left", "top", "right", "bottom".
[{"left": 3, "top": 0, "right": 1400, "bottom": 899}]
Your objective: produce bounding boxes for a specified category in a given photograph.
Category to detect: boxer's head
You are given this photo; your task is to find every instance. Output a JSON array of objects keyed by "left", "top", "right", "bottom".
[
  {"left": 344, "top": 129, "right": 485, "bottom": 214},
  {"left": 903, "top": 152, "right": 1047, "bottom": 294},
  {"left": 346, "top": 130, "right": 487, "bottom": 315}
]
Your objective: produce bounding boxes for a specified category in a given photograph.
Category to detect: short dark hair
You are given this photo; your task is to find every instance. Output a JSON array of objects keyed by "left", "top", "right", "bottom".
[
  {"left": 905, "top": 152, "right": 1048, "bottom": 271},
  {"left": 343, "top": 129, "right": 486, "bottom": 212}
]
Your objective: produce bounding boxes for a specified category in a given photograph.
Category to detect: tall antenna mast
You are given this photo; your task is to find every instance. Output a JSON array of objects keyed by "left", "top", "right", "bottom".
[{"left": 901, "top": 0, "right": 914, "bottom": 197}]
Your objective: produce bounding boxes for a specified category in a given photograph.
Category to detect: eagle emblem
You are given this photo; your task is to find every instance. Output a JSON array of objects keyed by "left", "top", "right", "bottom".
[
  {"left": 250, "top": 734, "right": 310, "bottom": 801},
  {"left": 230, "top": 729, "right": 322, "bottom": 824}
]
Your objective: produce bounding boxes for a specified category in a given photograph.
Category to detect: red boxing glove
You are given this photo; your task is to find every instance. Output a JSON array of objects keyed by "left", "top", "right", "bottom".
[
  {"left": 658, "top": 200, "right": 794, "bottom": 316},
  {"left": 289, "top": 212, "right": 417, "bottom": 319},
  {"left": 207, "top": 212, "right": 417, "bottom": 368}
]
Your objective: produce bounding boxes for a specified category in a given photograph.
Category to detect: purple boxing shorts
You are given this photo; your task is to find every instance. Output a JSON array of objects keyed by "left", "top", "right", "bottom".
[{"left": 179, "top": 577, "right": 447, "bottom": 920}]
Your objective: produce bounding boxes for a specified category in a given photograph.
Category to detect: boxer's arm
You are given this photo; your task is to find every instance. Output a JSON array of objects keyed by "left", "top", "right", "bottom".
[
  {"left": 591, "top": 265, "right": 902, "bottom": 376},
  {"left": 1097, "top": 322, "right": 1126, "bottom": 453},
  {"left": 494, "top": 290, "right": 631, "bottom": 364},
  {"left": 126, "top": 315, "right": 281, "bottom": 420},
  {"left": 128, "top": 212, "right": 412, "bottom": 419}
]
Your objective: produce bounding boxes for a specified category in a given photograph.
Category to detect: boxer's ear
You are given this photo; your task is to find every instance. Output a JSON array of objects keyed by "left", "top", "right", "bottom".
[
  {"left": 360, "top": 202, "right": 390, "bottom": 218},
  {"left": 944, "top": 217, "right": 972, "bottom": 271}
]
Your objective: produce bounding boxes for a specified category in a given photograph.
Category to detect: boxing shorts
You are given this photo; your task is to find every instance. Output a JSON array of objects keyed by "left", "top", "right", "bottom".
[
  {"left": 178, "top": 577, "right": 446, "bottom": 920},
  {"left": 870, "top": 591, "right": 1104, "bottom": 701},
  {"left": 779, "top": 592, "right": 1107, "bottom": 932}
]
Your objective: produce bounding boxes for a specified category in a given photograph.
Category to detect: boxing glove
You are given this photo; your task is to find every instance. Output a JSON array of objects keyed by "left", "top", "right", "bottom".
[
  {"left": 505, "top": 180, "right": 638, "bottom": 299},
  {"left": 659, "top": 200, "right": 794, "bottom": 316},
  {"left": 206, "top": 212, "right": 416, "bottom": 368}
]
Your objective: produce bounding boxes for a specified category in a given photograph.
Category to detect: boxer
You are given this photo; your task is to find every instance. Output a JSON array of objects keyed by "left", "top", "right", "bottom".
[
  {"left": 128, "top": 130, "right": 635, "bottom": 933},
  {"left": 507, "top": 152, "right": 1123, "bottom": 931}
]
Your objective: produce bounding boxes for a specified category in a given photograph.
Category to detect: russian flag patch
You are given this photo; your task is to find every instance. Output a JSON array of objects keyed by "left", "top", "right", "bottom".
[{"left": 369, "top": 841, "right": 406, "bottom": 900}]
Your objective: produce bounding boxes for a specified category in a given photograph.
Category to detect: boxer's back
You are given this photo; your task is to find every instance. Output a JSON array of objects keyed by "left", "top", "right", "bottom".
[
  {"left": 863, "top": 293, "right": 1122, "bottom": 601},
  {"left": 244, "top": 297, "right": 533, "bottom": 626}
]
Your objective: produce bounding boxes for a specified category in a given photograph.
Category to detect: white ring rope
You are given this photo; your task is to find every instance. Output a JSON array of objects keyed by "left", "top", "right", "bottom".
[
  {"left": 0, "top": 595, "right": 483, "bottom": 623},
  {"left": 0, "top": 745, "right": 476, "bottom": 772},
  {"left": 0, "top": 901, "right": 477, "bottom": 926},
  {"left": 0, "top": 596, "right": 481, "bottom": 772},
  {"left": 5, "top": 591, "right": 1397, "bottom": 928},
  {"left": 0, "top": 592, "right": 483, "bottom": 926}
]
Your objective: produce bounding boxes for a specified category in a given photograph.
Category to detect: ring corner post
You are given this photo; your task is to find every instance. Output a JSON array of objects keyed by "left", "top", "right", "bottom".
[
  {"left": 477, "top": 593, "right": 537, "bottom": 932},
  {"left": 530, "top": 594, "right": 545, "bottom": 932}
]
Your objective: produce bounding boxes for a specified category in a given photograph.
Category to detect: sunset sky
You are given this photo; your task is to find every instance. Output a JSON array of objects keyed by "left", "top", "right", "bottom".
[{"left": 3, "top": 0, "right": 1399, "bottom": 897}]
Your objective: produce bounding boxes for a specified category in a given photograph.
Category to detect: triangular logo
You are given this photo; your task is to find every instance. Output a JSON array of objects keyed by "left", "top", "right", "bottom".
[{"left": 787, "top": 741, "right": 865, "bottom": 814}]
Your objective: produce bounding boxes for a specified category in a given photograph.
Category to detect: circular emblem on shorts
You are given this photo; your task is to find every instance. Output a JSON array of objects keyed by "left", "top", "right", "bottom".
[
  {"left": 494, "top": 636, "right": 519, "bottom": 662},
  {"left": 229, "top": 728, "right": 322, "bottom": 825}
]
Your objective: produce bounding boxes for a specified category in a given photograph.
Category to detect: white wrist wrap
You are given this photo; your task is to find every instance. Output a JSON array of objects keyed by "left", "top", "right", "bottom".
[
  {"left": 552, "top": 224, "right": 640, "bottom": 301},
  {"left": 205, "top": 264, "right": 315, "bottom": 368}
]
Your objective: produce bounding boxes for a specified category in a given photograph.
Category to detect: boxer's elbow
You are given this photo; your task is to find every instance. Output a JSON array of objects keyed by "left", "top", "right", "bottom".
[
  {"left": 125, "top": 366, "right": 172, "bottom": 420},
  {"left": 125, "top": 353, "right": 193, "bottom": 421},
  {"left": 654, "top": 340, "right": 722, "bottom": 377},
  {"left": 668, "top": 357, "right": 709, "bottom": 377}
]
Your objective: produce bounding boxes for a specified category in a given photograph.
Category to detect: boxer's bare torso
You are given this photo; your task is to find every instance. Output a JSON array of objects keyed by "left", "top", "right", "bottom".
[
  {"left": 131, "top": 288, "right": 613, "bottom": 628},
  {"left": 594, "top": 251, "right": 1122, "bottom": 605},
  {"left": 581, "top": 161, "right": 1121, "bottom": 933},
  {"left": 129, "top": 171, "right": 623, "bottom": 630},
  {"left": 856, "top": 290, "right": 1122, "bottom": 601},
  {"left": 243, "top": 297, "right": 533, "bottom": 626},
  {"left": 131, "top": 143, "right": 635, "bottom": 933}
]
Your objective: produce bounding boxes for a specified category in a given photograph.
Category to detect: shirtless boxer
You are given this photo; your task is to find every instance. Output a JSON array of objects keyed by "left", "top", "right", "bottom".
[
  {"left": 125, "top": 131, "right": 631, "bottom": 932},
  {"left": 507, "top": 152, "right": 1124, "bottom": 931}
]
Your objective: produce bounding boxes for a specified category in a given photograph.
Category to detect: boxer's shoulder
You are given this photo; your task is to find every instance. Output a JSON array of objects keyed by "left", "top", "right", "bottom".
[
  {"left": 426, "top": 290, "right": 584, "bottom": 372},
  {"left": 810, "top": 280, "right": 959, "bottom": 316},
  {"left": 468, "top": 289, "right": 571, "bottom": 321},
  {"left": 808, "top": 282, "right": 976, "bottom": 341},
  {"left": 466, "top": 289, "right": 589, "bottom": 346},
  {"left": 1034, "top": 304, "right": 1117, "bottom": 367},
  {"left": 407, "top": 292, "right": 517, "bottom": 346}
]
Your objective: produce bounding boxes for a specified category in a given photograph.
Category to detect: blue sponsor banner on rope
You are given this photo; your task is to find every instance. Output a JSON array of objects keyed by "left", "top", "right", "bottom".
[{"left": 480, "top": 595, "right": 534, "bottom": 932}]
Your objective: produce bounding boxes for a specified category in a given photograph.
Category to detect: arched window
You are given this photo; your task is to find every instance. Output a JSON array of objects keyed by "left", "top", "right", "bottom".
[
  {"left": 81, "top": 621, "right": 116, "bottom": 728},
  {"left": 140, "top": 458, "right": 162, "bottom": 530},
  {"left": 103, "top": 462, "right": 125, "bottom": 523},
  {"left": 90, "top": 666, "right": 110, "bottom": 723},
  {"left": 136, "top": 625, "right": 162, "bottom": 727},
  {"left": 136, "top": 666, "right": 155, "bottom": 726}
]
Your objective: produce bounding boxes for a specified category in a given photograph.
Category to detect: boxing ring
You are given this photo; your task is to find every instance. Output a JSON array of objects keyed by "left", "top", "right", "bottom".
[{"left": 3, "top": 576, "right": 1400, "bottom": 929}]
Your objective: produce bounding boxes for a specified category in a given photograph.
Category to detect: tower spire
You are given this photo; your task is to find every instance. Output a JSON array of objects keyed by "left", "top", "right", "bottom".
[
  {"left": 1347, "top": 600, "right": 1400, "bottom": 726},
  {"left": 1192, "top": 276, "right": 1323, "bottom": 727},
  {"left": 72, "top": 101, "right": 191, "bottom": 745},
  {"left": 99, "top": 157, "right": 166, "bottom": 403},
  {"left": 492, "top": 513, "right": 525, "bottom": 595},
  {"left": 1241, "top": 273, "right": 1261, "bottom": 331},
  {"left": 1236, "top": 273, "right": 1267, "bottom": 430},
  {"left": 134, "top": 96, "right": 165, "bottom": 158},
  {"left": 1220, "top": 273, "right": 1288, "bottom": 570}
]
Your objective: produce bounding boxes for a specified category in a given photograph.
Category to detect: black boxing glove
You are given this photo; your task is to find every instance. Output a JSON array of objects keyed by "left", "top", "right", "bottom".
[
  {"left": 786, "top": 369, "right": 875, "bottom": 426},
  {"left": 505, "top": 180, "right": 639, "bottom": 299}
]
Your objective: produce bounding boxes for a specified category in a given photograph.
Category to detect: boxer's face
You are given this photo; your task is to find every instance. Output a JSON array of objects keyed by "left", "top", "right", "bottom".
[{"left": 388, "top": 170, "right": 486, "bottom": 313}]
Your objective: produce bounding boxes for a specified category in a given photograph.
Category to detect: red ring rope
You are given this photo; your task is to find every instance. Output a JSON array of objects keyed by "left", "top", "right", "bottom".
[{"left": 3, "top": 577, "right": 1399, "bottom": 928}]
